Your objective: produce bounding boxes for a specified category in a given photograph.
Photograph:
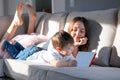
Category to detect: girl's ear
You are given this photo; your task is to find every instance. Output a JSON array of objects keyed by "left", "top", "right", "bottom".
[{"left": 56, "top": 47, "right": 62, "bottom": 52}]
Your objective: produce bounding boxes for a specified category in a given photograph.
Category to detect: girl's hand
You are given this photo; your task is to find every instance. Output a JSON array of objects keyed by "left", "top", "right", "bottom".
[{"left": 74, "top": 37, "right": 88, "bottom": 47}]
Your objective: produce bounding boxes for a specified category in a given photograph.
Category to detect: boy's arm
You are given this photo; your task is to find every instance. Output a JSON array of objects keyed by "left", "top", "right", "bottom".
[{"left": 49, "top": 59, "right": 77, "bottom": 67}]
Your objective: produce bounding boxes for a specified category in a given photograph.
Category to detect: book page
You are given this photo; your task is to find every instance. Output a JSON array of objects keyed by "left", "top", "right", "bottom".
[{"left": 76, "top": 51, "right": 96, "bottom": 67}]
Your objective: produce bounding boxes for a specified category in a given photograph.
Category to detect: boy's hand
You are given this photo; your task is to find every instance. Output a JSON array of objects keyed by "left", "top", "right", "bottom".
[{"left": 68, "top": 60, "right": 77, "bottom": 67}]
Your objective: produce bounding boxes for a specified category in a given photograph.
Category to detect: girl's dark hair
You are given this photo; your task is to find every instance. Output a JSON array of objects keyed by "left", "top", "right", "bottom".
[
  {"left": 68, "top": 17, "right": 89, "bottom": 51},
  {"left": 52, "top": 30, "right": 74, "bottom": 49}
]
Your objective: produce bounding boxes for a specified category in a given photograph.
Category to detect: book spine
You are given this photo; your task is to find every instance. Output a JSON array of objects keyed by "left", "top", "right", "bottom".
[{"left": 89, "top": 53, "right": 96, "bottom": 67}]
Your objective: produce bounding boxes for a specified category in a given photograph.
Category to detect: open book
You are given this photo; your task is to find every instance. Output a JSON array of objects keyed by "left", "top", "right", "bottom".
[{"left": 76, "top": 51, "right": 96, "bottom": 67}]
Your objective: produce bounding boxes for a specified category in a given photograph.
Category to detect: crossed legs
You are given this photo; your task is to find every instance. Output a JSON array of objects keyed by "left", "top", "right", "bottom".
[
  {"left": 0, "top": 3, "right": 37, "bottom": 58},
  {"left": 1, "top": 3, "right": 24, "bottom": 41},
  {"left": 1, "top": 3, "right": 37, "bottom": 41}
]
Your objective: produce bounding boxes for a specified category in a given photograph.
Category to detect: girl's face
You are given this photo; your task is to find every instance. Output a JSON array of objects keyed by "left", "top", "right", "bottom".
[{"left": 70, "top": 21, "right": 86, "bottom": 42}]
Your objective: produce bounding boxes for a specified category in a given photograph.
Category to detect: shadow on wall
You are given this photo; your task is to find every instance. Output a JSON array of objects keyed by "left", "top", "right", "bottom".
[{"left": 87, "top": 19, "right": 102, "bottom": 52}]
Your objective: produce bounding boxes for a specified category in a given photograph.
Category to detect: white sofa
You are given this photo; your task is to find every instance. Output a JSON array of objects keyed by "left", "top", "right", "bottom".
[{"left": 0, "top": 8, "right": 120, "bottom": 80}]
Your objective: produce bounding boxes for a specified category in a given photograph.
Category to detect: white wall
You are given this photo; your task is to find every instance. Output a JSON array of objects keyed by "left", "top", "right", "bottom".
[
  {"left": 0, "top": 0, "right": 4, "bottom": 16},
  {"left": 52, "top": 0, "right": 120, "bottom": 12},
  {"left": 66, "top": 0, "right": 120, "bottom": 12},
  {"left": 2, "top": 0, "right": 120, "bottom": 15},
  {"left": 52, "top": 0, "right": 65, "bottom": 13},
  {"left": 4, "top": 0, "right": 36, "bottom": 16}
]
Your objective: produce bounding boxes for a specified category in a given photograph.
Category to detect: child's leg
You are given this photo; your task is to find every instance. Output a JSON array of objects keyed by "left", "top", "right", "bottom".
[
  {"left": 2, "top": 40, "right": 19, "bottom": 58},
  {"left": 1, "top": 3, "right": 24, "bottom": 41},
  {"left": 15, "top": 46, "right": 39, "bottom": 60},
  {"left": 26, "top": 4, "right": 37, "bottom": 34},
  {"left": 13, "top": 41, "right": 25, "bottom": 51},
  {"left": 0, "top": 40, "right": 12, "bottom": 59}
]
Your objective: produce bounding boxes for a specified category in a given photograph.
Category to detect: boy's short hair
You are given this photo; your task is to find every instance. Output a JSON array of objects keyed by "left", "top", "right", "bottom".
[{"left": 52, "top": 30, "right": 74, "bottom": 49}]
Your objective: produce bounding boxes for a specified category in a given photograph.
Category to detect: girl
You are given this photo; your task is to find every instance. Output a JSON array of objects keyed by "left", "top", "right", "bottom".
[{"left": 68, "top": 17, "right": 89, "bottom": 57}]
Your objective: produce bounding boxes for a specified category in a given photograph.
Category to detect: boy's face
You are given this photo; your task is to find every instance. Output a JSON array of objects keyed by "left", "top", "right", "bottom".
[{"left": 59, "top": 44, "right": 74, "bottom": 57}]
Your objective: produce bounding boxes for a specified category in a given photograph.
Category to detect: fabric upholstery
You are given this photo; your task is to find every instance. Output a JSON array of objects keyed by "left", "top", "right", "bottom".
[
  {"left": 110, "top": 9, "right": 120, "bottom": 67},
  {"left": 36, "top": 12, "right": 68, "bottom": 38},
  {"left": 4, "top": 59, "right": 52, "bottom": 80},
  {"left": 3, "top": 59, "right": 120, "bottom": 80},
  {"left": 64, "top": 9, "right": 118, "bottom": 66},
  {"left": 35, "top": 12, "right": 51, "bottom": 34},
  {"left": 46, "top": 67, "right": 120, "bottom": 80}
]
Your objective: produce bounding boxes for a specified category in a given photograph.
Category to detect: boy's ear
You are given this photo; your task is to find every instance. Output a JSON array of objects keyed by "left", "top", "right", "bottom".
[{"left": 56, "top": 47, "right": 62, "bottom": 52}]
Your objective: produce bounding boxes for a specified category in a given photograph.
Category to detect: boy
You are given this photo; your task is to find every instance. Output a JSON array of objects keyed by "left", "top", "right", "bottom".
[
  {"left": 27, "top": 30, "right": 77, "bottom": 67},
  {"left": 2, "top": 30, "right": 77, "bottom": 67}
]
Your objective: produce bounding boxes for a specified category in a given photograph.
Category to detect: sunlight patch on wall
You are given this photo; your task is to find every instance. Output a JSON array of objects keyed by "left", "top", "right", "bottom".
[{"left": 47, "top": 20, "right": 59, "bottom": 38}]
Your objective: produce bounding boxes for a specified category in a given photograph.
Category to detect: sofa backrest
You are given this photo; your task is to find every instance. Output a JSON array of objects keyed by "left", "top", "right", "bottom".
[{"left": 35, "top": 12, "right": 69, "bottom": 38}]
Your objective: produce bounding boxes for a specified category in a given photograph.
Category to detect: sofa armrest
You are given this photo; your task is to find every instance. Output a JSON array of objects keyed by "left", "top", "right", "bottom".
[{"left": 4, "top": 59, "right": 53, "bottom": 80}]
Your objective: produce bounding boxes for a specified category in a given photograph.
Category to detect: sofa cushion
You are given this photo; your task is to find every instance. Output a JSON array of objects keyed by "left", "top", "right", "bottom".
[
  {"left": 64, "top": 9, "right": 118, "bottom": 66},
  {"left": 35, "top": 12, "right": 51, "bottom": 34},
  {"left": 110, "top": 9, "right": 120, "bottom": 67},
  {"left": 36, "top": 12, "right": 68, "bottom": 38}
]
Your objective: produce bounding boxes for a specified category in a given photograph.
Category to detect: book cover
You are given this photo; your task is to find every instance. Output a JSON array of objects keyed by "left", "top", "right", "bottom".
[{"left": 76, "top": 51, "right": 96, "bottom": 67}]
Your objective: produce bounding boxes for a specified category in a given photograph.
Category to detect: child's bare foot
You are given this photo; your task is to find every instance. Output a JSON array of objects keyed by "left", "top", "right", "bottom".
[
  {"left": 26, "top": 4, "right": 37, "bottom": 33},
  {"left": 13, "top": 3, "right": 24, "bottom": 26},
  {"left": 26, "top": 4, "right": 37, "bottom": 21}
]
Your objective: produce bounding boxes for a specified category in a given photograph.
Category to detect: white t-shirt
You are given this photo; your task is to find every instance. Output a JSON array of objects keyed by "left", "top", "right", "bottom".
[
  {"left": 36, "top": 39, "right": 51, "bottom": 50},
  {"left": 26, "top": 48, "right": 75, "bottom": 64}
]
